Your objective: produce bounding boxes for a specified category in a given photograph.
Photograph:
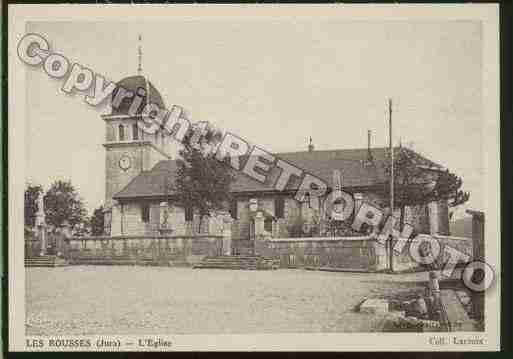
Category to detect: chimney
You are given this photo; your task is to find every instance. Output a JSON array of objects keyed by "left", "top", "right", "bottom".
[
  {"left": 308, "top": 137, "right": 314, "bottom": 152},
  {"left": 367, "top": 130, "right": 374, "bottom": 162}
]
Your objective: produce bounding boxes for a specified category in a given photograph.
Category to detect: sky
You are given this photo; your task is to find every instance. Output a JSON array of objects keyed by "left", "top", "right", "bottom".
[{"left": 24, "top": 20, "right": 483, "bottom": 219}]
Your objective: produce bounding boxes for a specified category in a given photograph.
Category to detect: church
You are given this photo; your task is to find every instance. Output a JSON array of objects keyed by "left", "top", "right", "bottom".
[{"left": 102, "top": 74, "right": 450, "bottom": 242}]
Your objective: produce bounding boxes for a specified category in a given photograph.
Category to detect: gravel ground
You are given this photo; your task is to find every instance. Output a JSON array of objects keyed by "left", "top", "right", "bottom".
[{"left": 26, "top": 266, "right": 427, "bottom": 335}]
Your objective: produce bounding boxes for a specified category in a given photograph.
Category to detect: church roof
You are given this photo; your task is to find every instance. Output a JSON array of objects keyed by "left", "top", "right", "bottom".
[
  {"left": 111, "top": 75, "right": 166, "bottom": 115},
  {"left": 113, "top": 147, "right": 442, "bottom": 200}
]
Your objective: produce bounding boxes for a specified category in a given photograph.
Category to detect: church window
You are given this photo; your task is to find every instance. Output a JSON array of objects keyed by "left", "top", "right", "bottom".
[
  {"left": 132, "top": 123, "right": 139, "bottom": 140},
  {"left": 185, "top": 206, "right": 194, "bottom": 221},
  {"left": 275, "top": 197, "right": 285, "bottom": 219},
  {"left": 229, "top": 199, "right": 238, "bottom": 220},
  {"left": 264, "top": 218, "right": 273, "bottom": 233},
  {"left": 118, "top": 124, "right": 125, "bottom": 141},
  {"left": 141, "top": 204, "right": 150, "bottom": 223}
]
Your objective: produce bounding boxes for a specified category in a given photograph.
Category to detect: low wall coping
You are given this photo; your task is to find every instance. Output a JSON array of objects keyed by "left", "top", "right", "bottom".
[
  {"left": 416, "top": 234, "right": 472, "bottom": 242},
  {"left": 268, "top": 235, "right": 467, "bottom": 244},
  {"left": 69, "top": 235, "right": 223, "bottom": 241},
  {"left": 268, "top": 235, "right": 374, "bottom": 243},
  {"left": 431, "top": 234, "right": 472, "bottom": 241}
]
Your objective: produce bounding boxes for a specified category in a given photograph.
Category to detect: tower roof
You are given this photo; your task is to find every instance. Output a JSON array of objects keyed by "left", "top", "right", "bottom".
[{"left": 111, "top": 75, "right": 166, "bottom": 116}]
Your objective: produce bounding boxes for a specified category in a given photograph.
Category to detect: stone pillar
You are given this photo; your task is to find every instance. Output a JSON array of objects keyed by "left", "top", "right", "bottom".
[
  {"left": 222, "top": 215, "right": 233, "bottom": 256},
  {"left": 371, "top": 238, "right": 387, "bottom": 271},
  {"left": 301, "top": 200, "right": 312, "bottom": 225},
  {"left": 354, "top": 193, "right": 363, "bottom": 214},
  {"left": 428, "top": 201, "right": 439, "bottom": 234},
  {"left": 201, "top": 215, "right": 210, "bottom": 234},
  {"left": 38, "top": 226, "right": 47, "bottom": 256},
  {"left": 254, "top": 211, "right": 265, "bottom": 238},
  {"left": 160, "top": 202, "right": 170, "bottom": 229}
]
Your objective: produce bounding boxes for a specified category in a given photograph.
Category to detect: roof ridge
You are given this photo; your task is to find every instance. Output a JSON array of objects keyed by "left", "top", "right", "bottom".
[
  {"left": 113, "top": 146, "right": 443, "bottom": 200},
  {"left": 274, "top": 146, "right": 391, "bottom": 155}
]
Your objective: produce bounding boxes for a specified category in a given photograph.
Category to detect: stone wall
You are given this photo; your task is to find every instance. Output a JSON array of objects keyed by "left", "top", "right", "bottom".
[
  {"left": 247, "top": 233, "right": 472, "bottom": 273},
  {"left": 390, "top": 235, "right": 473, "bottom": 272},
  {"left": 67, "top": 235, "right": 223, "bottom": 266},
  {"left": 252, "top": 236, "right": 387, "bottom": 271}
]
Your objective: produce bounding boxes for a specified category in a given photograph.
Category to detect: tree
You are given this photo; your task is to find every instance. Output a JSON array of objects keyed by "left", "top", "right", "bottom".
[
  {"left": 90, "top": 205, "right": 105, "bottom": 236},
  {"left": 173, "top": 124, "right": 235, "bottom": 230},
  {"left": 24, "top": 183, "right": 43, "bottom": 227},
  {"left": 44, "top": 180, "right": 88, "bottom": 234},
  {"left": 383, "top": 147, "right": 470, "bottom": 230}
]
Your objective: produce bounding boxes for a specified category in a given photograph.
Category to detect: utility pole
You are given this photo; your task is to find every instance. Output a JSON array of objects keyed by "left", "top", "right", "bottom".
[{"left": 388, "top": 98, "right": 394, "bottom": 273}]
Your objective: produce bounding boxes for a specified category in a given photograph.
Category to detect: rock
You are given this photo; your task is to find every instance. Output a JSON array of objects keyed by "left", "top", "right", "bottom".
[
  {"left": 392, "top": 316, "right": 423, "bottom": 332},
  {"left": 405, "top": 316, "right": 420, "bottom": 324},
  {"left": 420, "top": 319, "right": 441, "bottom": 332},
  {"left": 419, "top": 319, "right": 440, "bottom": 328},
  {"left": 406, "top": 298, "right": 429, "bottom": 319},
  {"left": 359, "top": 298, "right": 389, "bottom": 314},
  {"left": 414, "top": 298, "right": 429, "bottom": 317}
]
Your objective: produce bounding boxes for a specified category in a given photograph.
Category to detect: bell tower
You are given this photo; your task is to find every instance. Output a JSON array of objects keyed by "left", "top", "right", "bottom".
[
  {"left": 103, "top": 111, "right": 171, "bottom": 209},
  {"left": 103, "top": 34, "right": 172, "bottom": 216}
]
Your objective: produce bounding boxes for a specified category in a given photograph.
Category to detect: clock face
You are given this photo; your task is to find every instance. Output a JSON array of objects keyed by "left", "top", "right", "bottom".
[{"left": 119, "top": 155, "right": 132, "bottom": 171}]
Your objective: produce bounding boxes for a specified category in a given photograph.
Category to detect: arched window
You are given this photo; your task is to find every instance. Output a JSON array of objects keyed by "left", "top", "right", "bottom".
[
  {"left": 132, "top": 123, "right": 139, "bottom": 140},
  {"left": 118, "top": 124, "right": 125, "bottom": 141},
  {"left": 141, "top": 204, "right": 150, "bottom": 223},
  {"left": 185, "top": 206, "right": 194, "bottom": 221},
  {"left": 264, "top": 218, "right": 273, "bottom": 233}
]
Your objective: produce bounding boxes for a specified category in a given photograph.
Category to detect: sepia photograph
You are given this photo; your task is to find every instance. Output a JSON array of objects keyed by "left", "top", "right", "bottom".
[{"left": 8, "top": 4, "right": 500, "bottom": 351}]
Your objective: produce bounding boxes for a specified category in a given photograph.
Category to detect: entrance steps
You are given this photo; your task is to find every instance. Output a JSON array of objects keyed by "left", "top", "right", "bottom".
[
  {"left": 193, "top": 255, "right": 280, "bottom": 270},
  {"left": 25, "top": 255, "right": 68, "bottom": 268}
]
